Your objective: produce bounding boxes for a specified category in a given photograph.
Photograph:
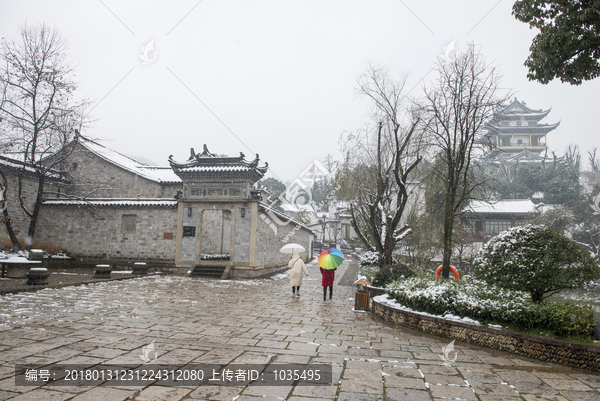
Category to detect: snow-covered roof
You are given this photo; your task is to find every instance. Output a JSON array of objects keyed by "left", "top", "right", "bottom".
[
  {"left": 77, "top": 138, "right": 181, "bottom": 184},
  {"left": 168, "top": 145, "right": 268, "bottom": 184},
  {"left": 137, "top": 167, "right": 182, "bottom": 183},
  {"left": 259, "top": 203, "right": 313, "bottom": 233},
  {"left": 43, "top": 198, "right": 177, "bottom": 207},
  {"left": 467, "top": 199, "right": 539, "bottom": 215},
  {"left": 0, "top": 155, "right": 68, "bottom": 182},
  {"left": 281, "top": 203, "right": 315, "bottom": 214}
]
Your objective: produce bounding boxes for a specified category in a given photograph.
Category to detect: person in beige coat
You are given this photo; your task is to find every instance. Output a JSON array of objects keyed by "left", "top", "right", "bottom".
[{"left": 289, "top": 250, "right": 309, "bottom": 298}]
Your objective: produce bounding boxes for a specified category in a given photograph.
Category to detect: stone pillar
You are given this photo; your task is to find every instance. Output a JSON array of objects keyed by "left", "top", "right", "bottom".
[
  {"left": 26, "top": 267, "right": 50, "bottom": 285},
  {"left": 93, "top": 264, "right": 112, "bottom": 279},
  {"left": 593, "top": 300, "right": 600, "bottom": 341},
  {"left": 28, "top": 249, "right": 44, "bottom": 261},
  {"left": 132, "top": 262, "right": 148, "bottom": 275}
]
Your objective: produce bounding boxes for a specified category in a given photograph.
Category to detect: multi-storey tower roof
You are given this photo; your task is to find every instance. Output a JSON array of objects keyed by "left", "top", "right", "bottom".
[{"left": 485, "top": 98, "right": 560, "bottom": 159}]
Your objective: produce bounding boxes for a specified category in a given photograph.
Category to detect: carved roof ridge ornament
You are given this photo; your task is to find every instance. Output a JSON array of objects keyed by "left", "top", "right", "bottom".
[{"left": 197, "top": 144, "right": 216, "bottom": 159}]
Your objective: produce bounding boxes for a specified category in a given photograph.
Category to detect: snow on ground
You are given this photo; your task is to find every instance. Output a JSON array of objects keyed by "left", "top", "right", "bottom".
[
  {"left": 269, "top": 271, "right": 289, "bottom": 280},
  {"left": 0, "top": 275, "right": 287, "bottom": 326}
]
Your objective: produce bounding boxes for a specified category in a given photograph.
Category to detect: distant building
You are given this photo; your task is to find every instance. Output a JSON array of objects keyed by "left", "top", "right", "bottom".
[
  {"left": 484, "top": 98, "right": 560, "bottom": 161},
  {"left": 464, "top": 199, "right": 544, "bottom": 240},
  {"left": 278, "top": 159, "right": 356, "bottom": 244}
]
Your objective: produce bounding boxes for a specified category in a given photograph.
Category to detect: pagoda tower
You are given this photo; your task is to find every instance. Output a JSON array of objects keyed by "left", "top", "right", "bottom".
[{"left": 485, "top": 98, "right": 560, "bottom": 162}]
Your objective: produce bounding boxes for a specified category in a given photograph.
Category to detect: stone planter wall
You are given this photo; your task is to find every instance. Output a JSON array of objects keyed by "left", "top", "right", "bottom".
[{"left": 372, "top": 297, "right": 600, "bottom": 372}]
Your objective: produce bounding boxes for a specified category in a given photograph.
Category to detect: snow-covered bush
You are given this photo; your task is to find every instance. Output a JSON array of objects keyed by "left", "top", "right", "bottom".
[
  {"left": 359, "top": 251, "right": 382, "bottom": 266},
  {"left": 359, "top": 251, "right": 397, "bottom": 266},
  {"left": 474, "top": 224, "right": 600, "bottom": 302},
  {"left": 387, "top": 277, "right": 535, "bottom": 325},
  {"left": 386, "top": 276, "right": 594, "bottom": 338},
  {"left": 359, "top": 264, "right": 379, "bottom": 282}
]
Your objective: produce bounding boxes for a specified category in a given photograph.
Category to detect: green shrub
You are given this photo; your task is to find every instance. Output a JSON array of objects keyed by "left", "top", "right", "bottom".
[
  {"left": 536, "top": 302, "right": 594, "bottom": 338},
  {"left": 359, "top": 264, "right": 379, "bottom": 283},
  {"left": 474, "top": 224, "right": 600, "bottom": 302},
  {"left": 372, "top": 263, "right": 415, "bottom": 288}
]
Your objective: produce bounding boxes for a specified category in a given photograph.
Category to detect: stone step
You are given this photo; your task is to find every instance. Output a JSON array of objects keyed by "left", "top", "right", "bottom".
[{"left": 190, "top": 265, "right": 226, "bottom": 278}]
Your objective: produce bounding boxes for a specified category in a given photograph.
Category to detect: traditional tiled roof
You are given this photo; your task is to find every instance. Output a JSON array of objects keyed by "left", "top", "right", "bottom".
[
  {"left": 169, "top": 145, "right": 268, "bottom": 183},
  {"left": 493, "top": 99, "right": 551, "bottom": 121},
  {"left": 75, "top": 137, "right": 181, "bottom": 184},
  {"left": 466, "top": 199, "right": 541, "bottom": 215},
  {"left": 485, "top": 149, "right": 566, "bottom": 164},
  {"left": 486, "top": 99, "right": 560, "bottom": 132},
  {"left": 0, "top": 155, "right": 68, "bottom": 182},
  {"left": 43, "top": 198, "right": 178, "bottom": 207},
  {"left": 259, "top": 202, "right": 313, "bottom": 233}
]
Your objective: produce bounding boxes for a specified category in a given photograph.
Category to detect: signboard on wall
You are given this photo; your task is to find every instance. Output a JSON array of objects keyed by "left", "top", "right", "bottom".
[{"left": 182, "top": 226, "right": 196, "bottom": 237}]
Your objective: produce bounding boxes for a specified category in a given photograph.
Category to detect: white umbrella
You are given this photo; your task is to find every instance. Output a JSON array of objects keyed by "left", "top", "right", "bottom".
[{"left": 280, "top": 243, "right": 306, "bottom": 254}]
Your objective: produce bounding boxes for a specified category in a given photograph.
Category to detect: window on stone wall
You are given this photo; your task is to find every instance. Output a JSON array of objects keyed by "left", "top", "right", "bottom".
[{"left": 122, "top": 214, "right": 137, "bottom": 233}]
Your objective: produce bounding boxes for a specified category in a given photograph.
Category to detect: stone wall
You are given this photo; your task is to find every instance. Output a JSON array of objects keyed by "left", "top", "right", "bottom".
[
  {"left": 254, "top": 207, "right": 312, "bottom": 267},
  {"left": 35, "top": 204, "right": 178, "bottom": 260},
  {"left": 372, "top": 298, "right": 600, "bottom": 372},
  {"left": 201, "top": 209, "right": 227, "bottom": 255},
  {"left": 0, "top": 170, "right": 59, "bottom": 249},
  {"left": 64, "top": 143, "right": 179, "bottom": 199},
  {"left": 234, "top": 206, "right": 251, "bottom": 263}
]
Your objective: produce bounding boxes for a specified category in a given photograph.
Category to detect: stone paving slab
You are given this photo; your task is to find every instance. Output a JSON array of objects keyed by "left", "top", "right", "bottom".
[{"left": 0, "top": 256, "right": 599, "bottom": 400}]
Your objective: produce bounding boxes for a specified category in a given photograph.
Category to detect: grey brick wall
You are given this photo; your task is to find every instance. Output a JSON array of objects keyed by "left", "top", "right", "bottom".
[
  {"left": 0, "top": 173, "right": 59, "bottom": 249},
  {"left": 255, "top": 208, "right": 312, "bottom": 266},
  {"left": 233, "top": 207, "right": 251, "bottom": 262},
  {"left": 201, "top": 209, "right": 228, "bottom": 254},
  {"left": 35, "top": 204, "right": 178, "bottom": 260},
  {"left": 64, "top": 143, "right": 180, "bottom": 199}
]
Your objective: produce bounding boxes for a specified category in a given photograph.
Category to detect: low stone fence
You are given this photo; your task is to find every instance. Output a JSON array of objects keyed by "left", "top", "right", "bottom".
[{"left": 372, "top": 295, "right": 600, "bottom": 372}]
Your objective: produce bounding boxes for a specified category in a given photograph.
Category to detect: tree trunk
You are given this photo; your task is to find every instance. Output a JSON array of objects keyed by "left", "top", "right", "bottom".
[
  {"left": 531, "top": 290, "right": 544, "bottom": 303},
  {"left": 382, "top": 241, "right": 394, "bottom": 267},
  {"left": 441, "top": 192, "right": 454, "bottom": 279},
  {"left": 0, "top": 170, "right": 22, "bottom": 251},
  {"left": 25, "top": 175, "right": 45, "bottom": 251},
  {"left": 3, "top": 209, "right": 22, "bottom": 251}
]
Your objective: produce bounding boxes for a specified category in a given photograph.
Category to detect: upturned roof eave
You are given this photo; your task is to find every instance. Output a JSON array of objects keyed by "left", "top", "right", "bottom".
[
  {"left": 0, "top": 154, "right": 69, "bottom": 183},
  {"left": 485, "top": 121, "right": 560, "bottom": 134}
]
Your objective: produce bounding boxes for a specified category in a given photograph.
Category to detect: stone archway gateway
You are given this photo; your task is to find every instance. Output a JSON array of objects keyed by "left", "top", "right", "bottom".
[{"left": 172, "top": 145, "right": 314, "bottom": 278}]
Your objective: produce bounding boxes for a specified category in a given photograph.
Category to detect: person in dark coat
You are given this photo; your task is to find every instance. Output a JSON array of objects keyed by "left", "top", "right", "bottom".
[{"left": 320, "top": 267, "right": 336, "bottom": 301}]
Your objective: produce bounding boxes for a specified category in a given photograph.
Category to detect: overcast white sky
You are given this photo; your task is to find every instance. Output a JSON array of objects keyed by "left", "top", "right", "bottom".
[{"left": 1, "top": 0, "right": 599, "bottom": 182}]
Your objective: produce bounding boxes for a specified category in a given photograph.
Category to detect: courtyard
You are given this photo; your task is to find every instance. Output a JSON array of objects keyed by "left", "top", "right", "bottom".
[{"left": 0, "top": 256, "right": 599, "bottom": 401}]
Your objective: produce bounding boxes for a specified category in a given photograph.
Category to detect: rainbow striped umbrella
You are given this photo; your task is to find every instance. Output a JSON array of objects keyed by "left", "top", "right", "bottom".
[{"left": 318, "top": 249, "right": 344, "bottom": 270}]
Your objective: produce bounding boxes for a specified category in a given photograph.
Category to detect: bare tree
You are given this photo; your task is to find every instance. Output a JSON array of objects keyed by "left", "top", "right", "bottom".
[
  {"left": 589, "top": 148, "right": 599, "bottom": 173},
  {"left": 338, "top": 67, "right": 423, "bottom": 266},
  {"left": 0, "top": 23, "right": 85, "bottom": 249},
  {"left": 423, "top": 44, "right": 508, "bottom": 279}
]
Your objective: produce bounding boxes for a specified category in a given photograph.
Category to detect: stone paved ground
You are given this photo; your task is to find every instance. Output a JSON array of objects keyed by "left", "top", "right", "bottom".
[
  {"left": 0, "top": 255, "right": 599, "bottom": 400},
  {"left": 0, "top": 268, "right": 137, "bottom": 294}
]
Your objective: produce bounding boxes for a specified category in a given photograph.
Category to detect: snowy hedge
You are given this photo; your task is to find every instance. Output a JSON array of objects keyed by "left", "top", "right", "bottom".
[{"left": 386, "top": 277, "right": 594, "bottom": 338}]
